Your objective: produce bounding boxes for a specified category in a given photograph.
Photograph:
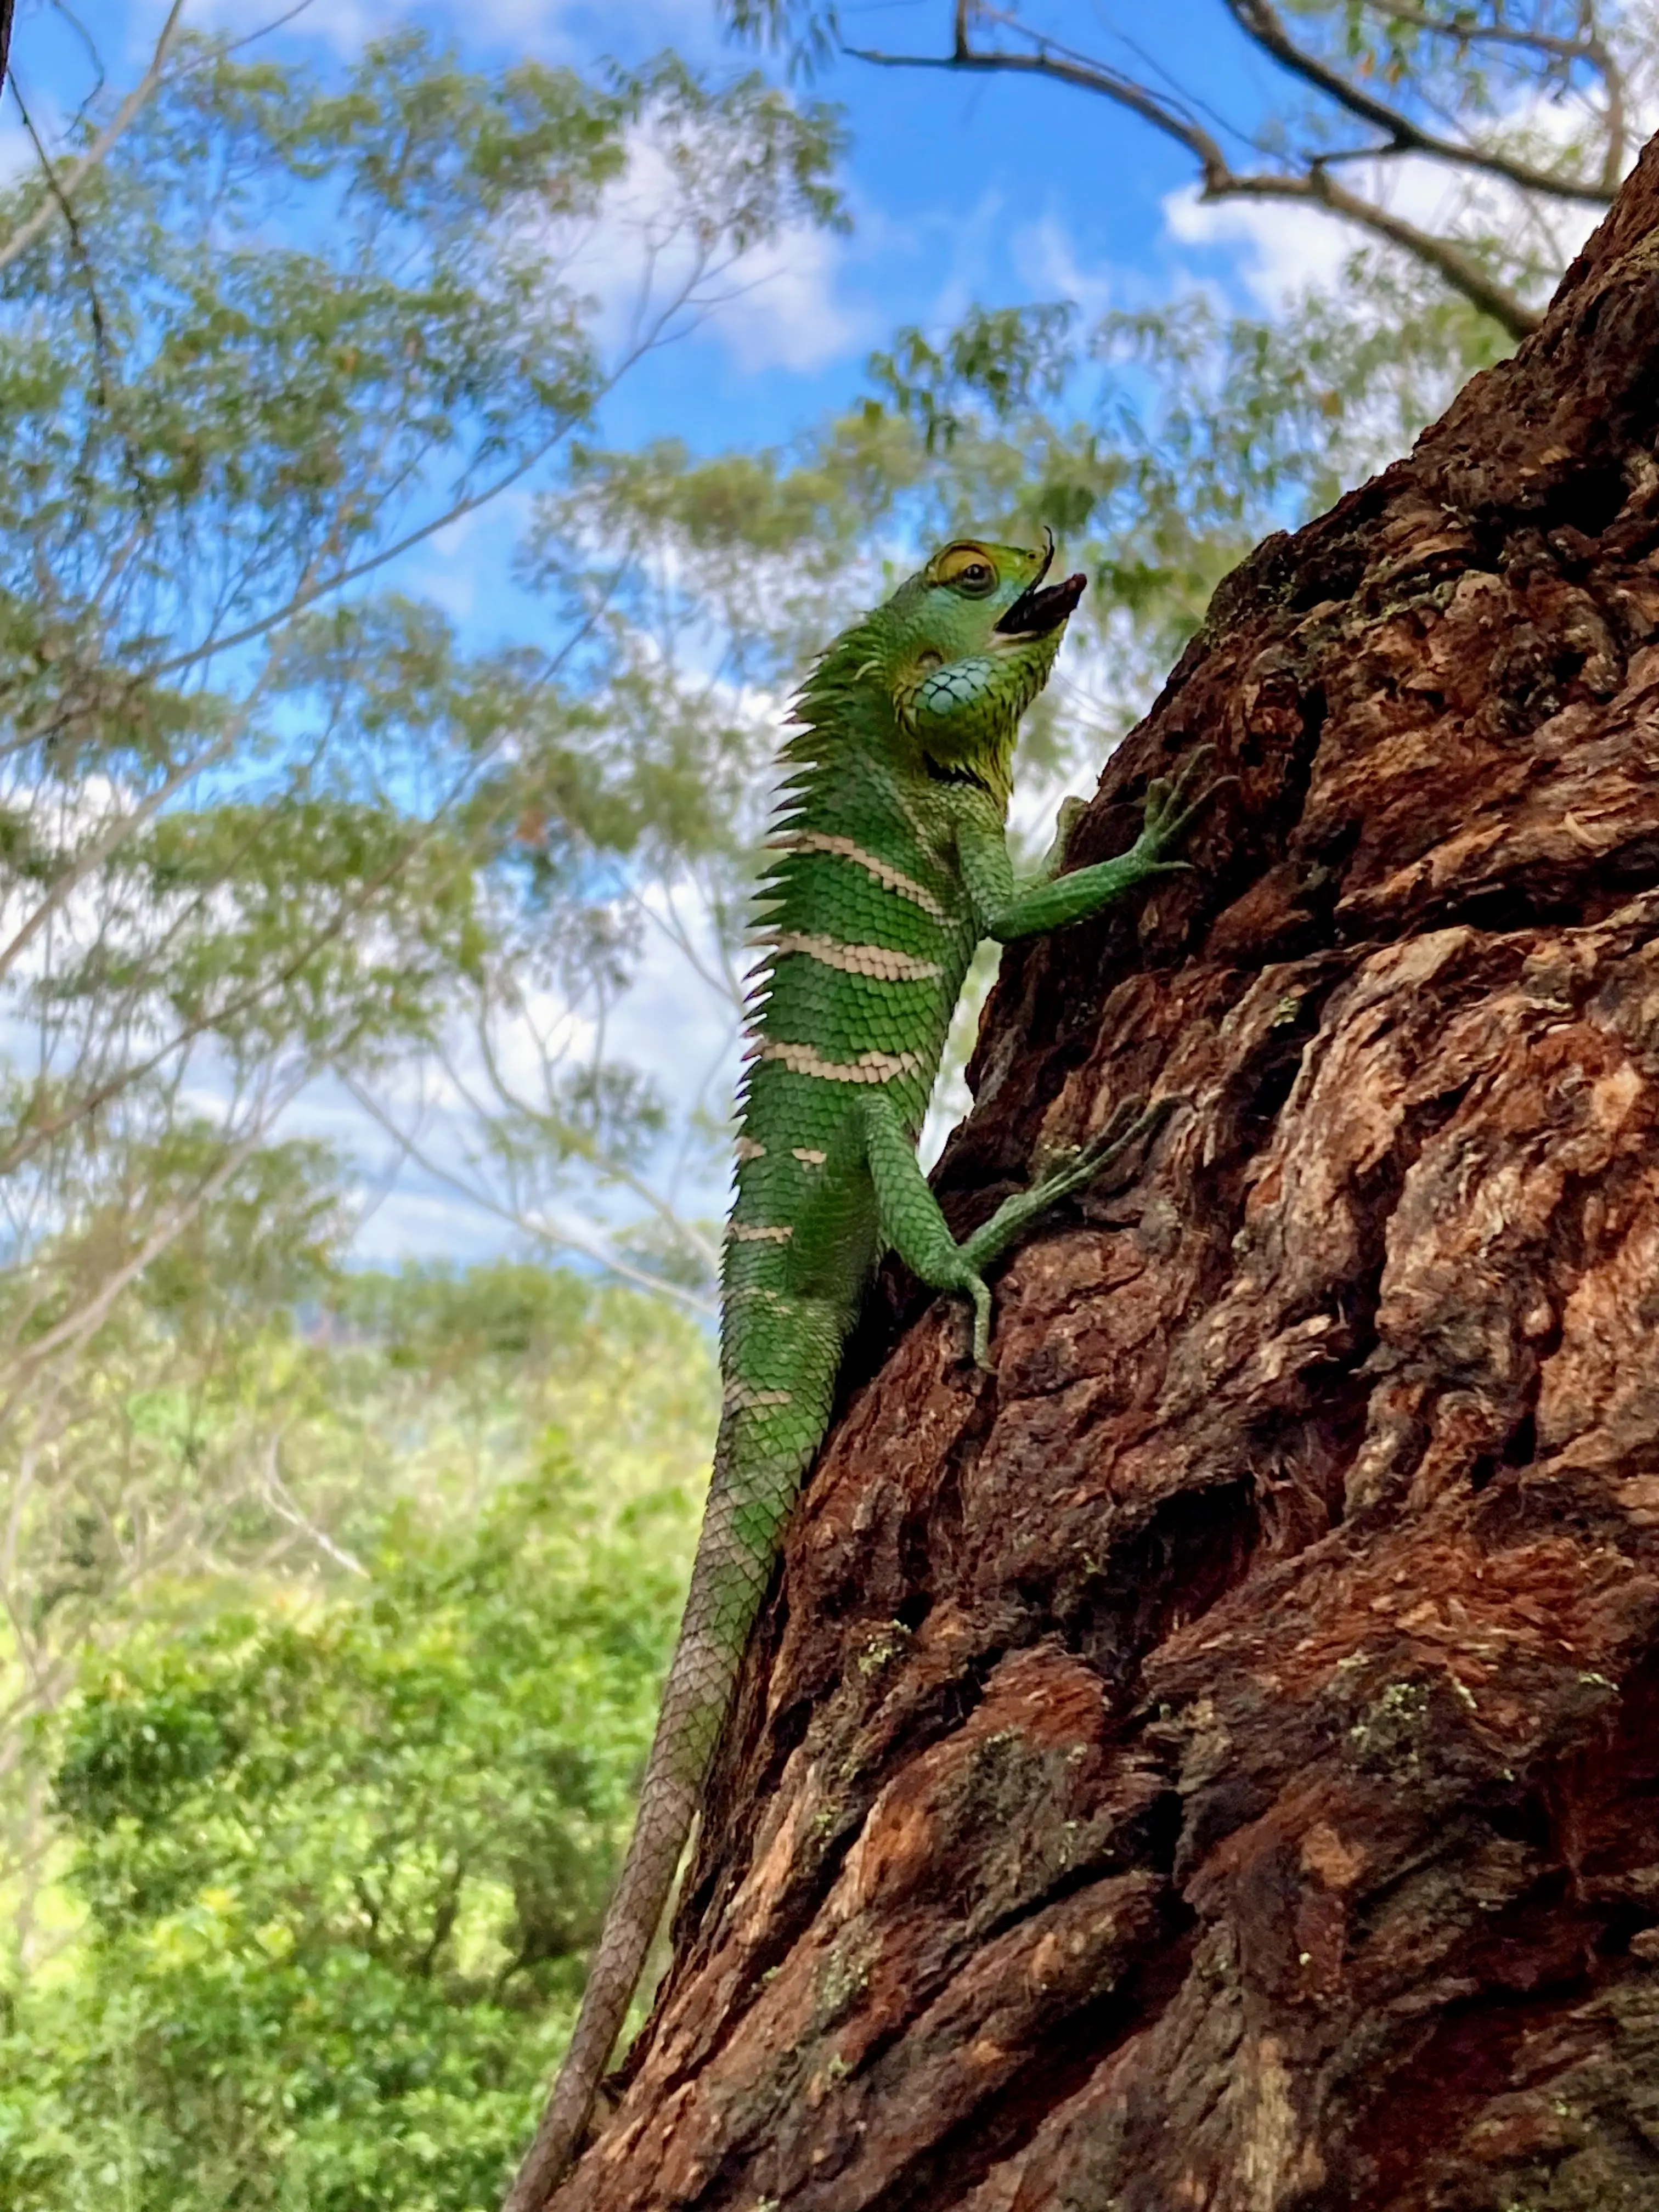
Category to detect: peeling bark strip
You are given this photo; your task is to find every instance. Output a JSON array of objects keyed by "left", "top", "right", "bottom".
[{"left": 560, "top": 138, "right": 1659, "bottom": 2212}]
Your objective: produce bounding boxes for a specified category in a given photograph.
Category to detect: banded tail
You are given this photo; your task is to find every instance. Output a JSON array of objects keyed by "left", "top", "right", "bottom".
[{"left": 503, "top": 1317, "right": 842, "bottom": 2210}]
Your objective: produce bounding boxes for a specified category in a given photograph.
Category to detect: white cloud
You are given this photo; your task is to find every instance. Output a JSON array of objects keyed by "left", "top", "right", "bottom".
[
  {"left": 1009, "top": 210, "right": 1115, "bottom": 320},
  {"left": 0, "top": 115, "right": 36, "bottom": 190},
  {"left": 349, "top": 1177, "right": 520, "bottom": 1265},
  {"left": 606, "top": 888, "right": 744, "bottom": 1104},
  {"left": 905, "top": 185, "right": 1006, "bottom": 332},
  {"left": 269, "top": 867, "right": 750, "bottom": 1269},
  {"left": 401, "top": 489, "right": 538, "bottom": 627},
  {"left": 703, "top": 225, "right": 869, "bottom": 374},
  {"left": 1161, "top": 182, "right": 1355, "bottom": 308},
  {"left": 1160, "top": 87, "right": 1620, "bottom": 313},
  {"left": 121, "top": 2, "right": 866, "bottom": 382},
  {"left": 558, "top": 128, "right": 867, "bottom": 377}
]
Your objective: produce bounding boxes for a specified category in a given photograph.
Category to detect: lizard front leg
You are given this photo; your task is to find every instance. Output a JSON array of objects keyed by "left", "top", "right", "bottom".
[{"left": 960, "top": 746, "right": 1228, "bottom": 943}]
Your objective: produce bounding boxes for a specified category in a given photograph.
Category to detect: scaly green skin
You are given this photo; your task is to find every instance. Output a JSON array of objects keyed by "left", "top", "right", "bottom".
[{"left": 505, "top": 537, "right": 1215, "bottom": 2211}]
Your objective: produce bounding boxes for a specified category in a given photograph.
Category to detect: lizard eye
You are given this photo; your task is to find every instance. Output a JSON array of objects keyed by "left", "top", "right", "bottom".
[{"left": 934, "top": 543, "right": 998, "bottom": 597}]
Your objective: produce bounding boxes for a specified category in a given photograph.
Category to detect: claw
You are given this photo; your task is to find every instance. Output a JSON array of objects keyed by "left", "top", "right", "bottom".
[
  {"left": 1083, "top": 1093, "right": 1150, "bottom": 1158},
  {"left": 1081, "top": 1093, "right": 1178, "bottom": 1174},
  {"left": 1031, "top": 1095, "right": 1175, "bottom": 1209},
  {"left": 1137, "top": 743, "right": 1234, "bottom": 864},
  {"left": 969, "top": 1277, "right": 993, "bottom": 1369},
  {"left": 953, "top": 1097, "right": 1186, "bottom": 1330}
]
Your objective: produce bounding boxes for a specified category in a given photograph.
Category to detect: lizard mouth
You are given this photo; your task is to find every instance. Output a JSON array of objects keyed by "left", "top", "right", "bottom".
[{"left": 992, "top": 529, "right": 1087, "bottom": 638}]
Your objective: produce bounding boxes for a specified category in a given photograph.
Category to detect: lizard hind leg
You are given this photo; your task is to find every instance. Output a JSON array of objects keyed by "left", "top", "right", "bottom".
[
  {"left": 860, "top": 1090, "right": 1176, "bottom": 1370},
  {"left": 859, "top": 1089, "right": 995, "bottom": 1364},
  {"left": 958, "top": 1095, "right": 1176, "bottom": 1276}
]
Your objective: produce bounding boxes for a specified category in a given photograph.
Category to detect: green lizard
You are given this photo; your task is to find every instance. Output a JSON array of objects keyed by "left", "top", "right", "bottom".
[{"left": 504, "top": 533, "right": 1216, "bottom": 2210}]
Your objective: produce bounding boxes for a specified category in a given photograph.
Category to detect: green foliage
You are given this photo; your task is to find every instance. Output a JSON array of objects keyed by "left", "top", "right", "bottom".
[
  {"left": 0, "top": 1269, "right": 714, "bottom": 2212},
  {"left": 718, "top": 3, "right": 1643, "bottom": 340},
  {"left": 0, "top": 19, "right": 846, "bottom": 1370},
  {"left": 868, "top": 304, "right": 1081, "bottom": 455},
  {"left": 540, "top": 239, "right": 1514, "bottom": 862},
  {"left": 313, "top": 1263, "right": 720, "bottom": 1530}
]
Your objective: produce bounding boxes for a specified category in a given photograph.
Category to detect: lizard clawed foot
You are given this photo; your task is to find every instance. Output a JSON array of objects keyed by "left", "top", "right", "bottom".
[
  {"left": 955, "top": 1097, "right": 1183, "bottom": 1369},
  {"left": 1135, "top": 743, "right": 1239, "bottom": 873},
  {"left": 1025, "top": 1094, "right": 1179, "bottom": 1210}
]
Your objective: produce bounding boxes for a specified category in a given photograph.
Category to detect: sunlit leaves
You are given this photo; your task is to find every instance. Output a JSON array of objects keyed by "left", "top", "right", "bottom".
[
  {"left": 6, "top": 1372, "right": 709, "bottom": 2212},
  {"left": 868, "top": 304, "right": 1081, "bottom": 455}
]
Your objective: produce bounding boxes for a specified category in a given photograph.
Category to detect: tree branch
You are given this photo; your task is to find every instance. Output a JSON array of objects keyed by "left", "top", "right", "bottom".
[
  {"left": 1363, "top": 0, "right": 1601, "bottom": 61},
  {"left": 0, "top": 714, "right": 246, "bottom": 994},
  {"left": 341, "top": 1075, "right": 720, "bottom": 1318},
  {"left": 0, "top": 1, "right": 184, "bottom": 276},
  {"left": 844, "top": 28, "right": 1542, "bottom": 338},
  {"left": 0, "top": 1083, "right": 303, "bottom": 1387},
  {"left": 1221, "top": 0, "right": 1615, "bottom": 203},
  {"left": 260, "top": 1435, "right": 368, "bottom": 1577},
  {"left": 844, "top": 33, "right": 1235, "bottom": 194},
  {"left": 1285, "top": 163, "right": 1542, "bottom": 340},
  {"left": 0, "top": 572, "right": 621, "bottom": 1192},
  {"left": 467, "top": 1006, "right": 726, "bottom": 1284}
]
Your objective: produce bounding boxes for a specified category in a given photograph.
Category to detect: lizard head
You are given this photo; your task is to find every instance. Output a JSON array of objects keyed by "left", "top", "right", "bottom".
[{"left": 881, "top": 530, "right": 1086, "bottom": 791}]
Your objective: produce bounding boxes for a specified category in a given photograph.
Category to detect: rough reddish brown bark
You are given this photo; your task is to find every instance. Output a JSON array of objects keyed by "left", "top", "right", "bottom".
[{"left": 561, "top": 138, "right": 1659, "bottom": 2211}]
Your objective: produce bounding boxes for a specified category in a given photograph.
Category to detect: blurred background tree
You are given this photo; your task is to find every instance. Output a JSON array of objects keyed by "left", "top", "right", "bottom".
[
  {"left": 0, "top": 2, "right": 1649, "bottom": 2205},
  {"left": 1, "top": 1267, "right": 715, "bottom": 2211}
]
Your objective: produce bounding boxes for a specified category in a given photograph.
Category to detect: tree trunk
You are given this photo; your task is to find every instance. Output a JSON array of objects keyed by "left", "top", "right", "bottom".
[{"left": 560, "top": 137, "right": 1659, "bottom": 2211}]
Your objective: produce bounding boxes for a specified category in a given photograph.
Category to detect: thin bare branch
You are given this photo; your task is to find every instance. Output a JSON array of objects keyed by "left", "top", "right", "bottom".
[
  {"left": 471, "top": 1003, "right": 725, "bottom": 1280},
  {"left": 8, "top": 79, "right": 120, "bottom": 411},
  {"left": 260, "top": 1436, "right": 367, "bottom": 1576},
  {"left": 1286, "top": 164, "right": 1541, "bottom": 338},
  {"left": 0, "top": 717, "right": 244, "bottom": 992},
  {"left": 341, "top": 1074, "right": 719, "bottom": 1318},
  {"left": 845, "top": 25, "right": 1542, "bottom": 337},
  {"left": 1220, "top": 0, "right": 1615, "bottom": 202},
  {"left": 1586, "top": 5, "right": 1630, "bottom": 189},
  {"left": 1362, "top": 1, "right": 1602, "bottom": 62},
  {"left": 0, "top": 563, "right": 622, "bottom": 1187},
  {"left": 0, "top": 1, "right": 184, "bottom": 276},
  {"left": 146, "top": 257, "right": 737, "bottom": 684},
  {"left": 844, "top": 31, "right": 1235, "bottom": 191},
  {"left": 1, "top": 1082, "right": 302, "bottom": 1386}
]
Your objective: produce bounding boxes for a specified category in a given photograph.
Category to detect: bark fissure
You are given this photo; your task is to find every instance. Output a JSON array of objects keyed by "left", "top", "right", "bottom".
[{"left": 855, "top": 1906, "right": 1199, "bottom": 2212}]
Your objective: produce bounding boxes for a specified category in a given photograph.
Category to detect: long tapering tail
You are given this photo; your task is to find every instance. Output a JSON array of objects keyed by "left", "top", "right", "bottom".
[
  {"left": 501, "top": 1702, "right": 707, "bottom": 2212},
  {"left": 503, "top": 1364, "right": 832, "bottom": 2210}
]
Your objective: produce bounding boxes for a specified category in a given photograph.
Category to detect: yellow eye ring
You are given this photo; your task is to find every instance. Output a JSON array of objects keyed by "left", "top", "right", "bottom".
[{"left": 934, "top": 543, "right": 998, "bottom": 596}]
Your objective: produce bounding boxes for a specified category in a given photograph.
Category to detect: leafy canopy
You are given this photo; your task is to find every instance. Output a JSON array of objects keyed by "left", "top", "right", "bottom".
[{"left": 2, "top": 1268, "right": 715, "bottom": 2212}]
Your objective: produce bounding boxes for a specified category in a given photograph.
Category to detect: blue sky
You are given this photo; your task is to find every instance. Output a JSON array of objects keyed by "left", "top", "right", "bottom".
[
  {"left": 22, "top": 0, "right": 1534, "bottom": 1267},
  {"left": 73, "top": 0, "right": 1358, "bottom": 473},
  {"left": 57, "top": 0, "right": 1382, "bottom": 684}
]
